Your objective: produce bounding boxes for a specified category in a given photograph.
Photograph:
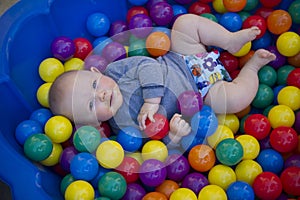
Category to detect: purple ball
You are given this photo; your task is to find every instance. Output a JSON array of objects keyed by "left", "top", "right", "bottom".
[
  {"left": 129, "top": 14, "right": 153, "bottom": 38},
  {"left": 181, "top": 172, "right": 209, "bottom": 194},
  {"left": 122, "top": 183, "right": 146, "bottom": 200},
  {"left": 267, "top": 46, "right": 286, "bottom": 69},
  {"left": 59, "top": 146, "right": 78, "bottom": 172},
  {"left": 84, "top": 55, "right": 108, "bottom": 72},
  {"left": 166, "top": 154, "right": 190, "bottom": 182},
  {"left": 284, "top": 154, "right": 300, "bottom": 169},
  {"left": 259, "top": 135, "right": 272, "bottom": 150},
  {"left": 294, "top": 110, "right": 300, "bottom": 134},
  {"left": 146, "top": 0, "right": 167, "bottom": 10},
  {"left": 51, "top": 36, "right": 75, "bottom": 61},
  {"left": 101, "top": 41, "right": 126, "bottom": 63},
  {"left": 174, "top": 0, "right": 193, "bottom": 4},
  {"left": 177, "top": 90, "right": 203, "bottom": 117},
  {"left": 139, "top": 159, "right": 167, "bottom": 187},
  {"left": 109, "top": 20, "right": 130, "bottom": 44},
  {"left": 150, "top": 2, "right": 174, "bottom": 26}
]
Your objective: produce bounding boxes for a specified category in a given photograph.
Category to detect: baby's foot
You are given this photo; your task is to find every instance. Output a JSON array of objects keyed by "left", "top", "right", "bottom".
[
  {"left": 245, "top": 49, "right": 276, "bottom": 71},
  {"left": 227, "top": 27, "right": 261, "bottom": 54}
]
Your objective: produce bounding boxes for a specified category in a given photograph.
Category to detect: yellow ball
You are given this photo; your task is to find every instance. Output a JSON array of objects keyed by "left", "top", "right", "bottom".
[
  {"left": 217, "top": 114, "right": 240, "bottom": 134},
  {"left": 96, "top": 140, "right": 124, "bottom": 169},
  {"left": 65, "top": 180, "right": 94, "bottom": 200},
  {"left": 276, "top": 32, "right": 300, "bottom": 57},
  {"left": 268, "top": 104, "right": 295, "bottom": 128},
  {"left": 233, "top": 42, "right": 252, "bottom": 57},
  {"left": 36, "top": 82, "right": 52, "bottom": 108},
  {"left": 170, "top": 188, "right": 197, "bottom": 200},
  {"left": 39, "top": 58, "right": 64, "bottom": 82},
  {"left": 207, "top": 125, "right": 234, "bottom": 149},
  {"left": 198, "top": 185, "right": 227, "bottom": 200},
  {"left": 142, "top": 140, "right": 168, "bottom": 162},
  {"left": 235, "top": 159, "right": 262, "bottom": 185},
  {"left": 126, "top": 151, "right": 143, "bottom": 165},
  {"left": 64, "top": 58, "right": 84, "bottom": 71},
  {"left": 277, "top": 86, "right": 300, "bottom": 111},
  {"left": 208, "top": 164, "right": 236, "bottom": 190},
  {"left": 236, "top": 135, "right": 260, "bottom": 160},
  {"left": 212, "top": 0, "right": 227, "bottom": 14},
  {"left": 40, "top": 143, "right": 63, "bottom": 166},
  {"left": 44, "top": 116, "right": 73, "bottom": 143}
]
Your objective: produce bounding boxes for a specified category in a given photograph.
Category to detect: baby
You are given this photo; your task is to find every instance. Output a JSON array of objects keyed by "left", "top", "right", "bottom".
[{"left": 49, "top": 14, "right": 276, "bottom": 144}]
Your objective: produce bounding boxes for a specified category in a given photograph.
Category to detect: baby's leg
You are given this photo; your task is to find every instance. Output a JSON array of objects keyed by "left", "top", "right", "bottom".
[
  {"left": 204, "top": 49, "right": 276, "bottom": 114},
  {"left": 171, "top": 14, "right": 260, "bottom": 55}
]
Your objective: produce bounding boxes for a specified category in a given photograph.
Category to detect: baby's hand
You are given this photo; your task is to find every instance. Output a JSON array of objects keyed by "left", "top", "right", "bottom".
[
  {"left": 169, "top": 113, "right": 191, "bottom": 144},
  {"left": 138, "top": 102, "right": 159, "bottom": 130}
]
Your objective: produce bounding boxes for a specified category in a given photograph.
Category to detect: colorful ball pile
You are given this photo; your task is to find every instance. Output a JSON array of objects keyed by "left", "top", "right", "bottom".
[{"left": 15, "top": 0, "right": 300, "bottom": 199}]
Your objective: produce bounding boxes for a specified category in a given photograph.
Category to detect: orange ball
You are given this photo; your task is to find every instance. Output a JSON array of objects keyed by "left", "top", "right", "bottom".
[
  {"left": 267, "top": 9, "right": 292, "bottom": 35},
  {"left": 146, "top": 32, "right": 170, "bottom": 57},
  {"left": 156, "top": 180, "right": 179, "bottom": 198},
  {"left": 188, "top": 144, "right": 216, "bottom": 172},
  {"left": 288, "top": 51, "right": 300, "bottom": 68},
  {"left": 235, "top": 105, "right": 251, "bottom": 119},
  {"left": 223, "top": 0, "right": 247, "bottom": 12},
  {"left": 142, "top": 192, "right": 168, "bottom": 200}
]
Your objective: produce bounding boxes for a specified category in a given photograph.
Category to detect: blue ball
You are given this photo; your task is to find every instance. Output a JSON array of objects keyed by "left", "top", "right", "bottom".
[
  {"left": 117, "top": 127, "right": 143, "bottom": 152},
  {"left": 15, "top": 120, "right": 43, "bottom": 145},
  {"left": 70, "top": 152, "right": 99, "bottom": 181},
  {"left": 172, "top": 5, "right": 187, "bottom": 16},
  {"left": 219, "top": 12, "right": 242, "bottom": 32},
  {"left": 273, "top": 85, "right": 284, "bottom": 105},
  {"left": 128, "top": 0, "right": 148, "bottom": 6},
  {"left": 226, "top": 181, "right": 255, "bottom": 200},
  {"left": 90, "top": 165, "right": 111, "bottom": 188},
  {"left": 256, "top": 149, "right": 284, "bottom": 174},
  {"left": 190, "top": 105, "right": 218, "bottom": 138},
  {"left": 252, "top": 31, "right": 272, "bottom": 50},
  {"left": 30, "top": 108, "right": 53, "bottom": 127},
  {"left": 151, "top": 27, "right": 171, "bottom": 38},
  {"left": 86, "top": 13, "right": 111, "bottom": 37},
  {"left": 93, "top": 36, "right": 113, "bottom": 55}
]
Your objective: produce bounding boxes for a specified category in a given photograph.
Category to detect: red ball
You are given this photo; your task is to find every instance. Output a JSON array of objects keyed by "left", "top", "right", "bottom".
[
  {"left": 73, "top": 38, "right": 93, "bottom": 60},
  {"left": 253, "top": 172, "right": 282, "bottom": 200},
  {"left": 242, "top": 15, "right": 267, "bottom": 39},
  {"left": 229, "top": 69, "right": 240, "bottom": 80},
  {"left": 219, "top": 52, "right": 239, "bottom": 73},
  {"left": 259, "top": 0, "right": 281, "bottom": 8},
  {"left": 280, "top": 166, "right": 300, "bottom": 196},
  {"left": 244, "top": 114, "right": 271, "bottom": 140},
  {"left": 115, "top": 156, "right": 140, "bottom": 183},
  {"left": 97, "top": 121, "right": 111, "bottom": 138},
  {"left": 287, "top": 68, "right": 300, "bottom": 88},
  {"left": 254, "top": 7, "right": 273, "bottom": 19},
  {"left": 269, "top": 126, "right": 298, "bottom": 153},
  {"left": 188, "top": 2, "right": 211, "bottom": 15},
  {"left": 144, "top": 113, "right": 169, "bottom": 140},
  {"left": 126, "top": 6, "right": 149, "bottom": 23}
]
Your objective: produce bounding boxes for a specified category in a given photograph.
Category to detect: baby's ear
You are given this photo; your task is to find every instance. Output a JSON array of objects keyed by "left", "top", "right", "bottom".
[{"left": 90, "top": 67, "right": 100, "bottom": 73}]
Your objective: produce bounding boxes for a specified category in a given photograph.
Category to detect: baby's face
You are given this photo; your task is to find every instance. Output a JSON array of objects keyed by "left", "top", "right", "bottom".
[{"left": 60, "top": 70, "right": 123, "bottom": 125}]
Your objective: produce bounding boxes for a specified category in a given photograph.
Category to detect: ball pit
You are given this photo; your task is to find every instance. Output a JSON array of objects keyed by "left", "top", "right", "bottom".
[{"left": 0, "top": 0, "right": 300, "bottom": 199}]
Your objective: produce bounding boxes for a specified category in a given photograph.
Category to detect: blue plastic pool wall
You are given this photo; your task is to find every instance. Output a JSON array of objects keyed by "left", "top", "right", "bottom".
[{"left": 0, "top": 0, "right": 128, "bottom": 199}]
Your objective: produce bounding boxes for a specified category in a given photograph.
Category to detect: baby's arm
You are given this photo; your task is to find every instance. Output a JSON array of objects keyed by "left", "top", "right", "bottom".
[{"left": 168, "top": 113, "right": 191, "bottom": 144}]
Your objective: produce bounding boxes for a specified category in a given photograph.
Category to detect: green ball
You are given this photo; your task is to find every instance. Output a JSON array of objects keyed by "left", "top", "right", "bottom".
[
  {"left": 252, "top": 84, "right": 274, "bottom": 109},
  {"left": 258, "top": 65, "right": 277, "bottom": 87},
  {"left": 215, "top": 138, "right": 243, "bottom": 166},
  {"left": 263, "top": 105, "right": 274, "bottom": 117},
  {"left": 73, "top": 126, "right": 101, "bottom": 153},
  {"left": 128, "top": 39, "right": 149, "bottom": 57},
  {"left": 60, "top": 174, "right": 75, "bottom": 195},
  {"left": 239, "top": 114, "right": 249, "bottom": 134},
  {"left": 238, "top": 11, "right": 251, "bottom": 22},
  {"left": 200, "top": 13, "right": 218, "bottom": 22},
  {"left": 277, "top": 65, "right": 295, "bottom": 85},
  {"left": 98, "top": 172, "right": 127, "bottom": 200},
  {"left": 288, "top": 0, "right": 300, "bottom": 24},
  {"left": 24, "top": 133, "right": 53, "bottom": 161},
  {"left": 243, "top": 0, "right": 259, "bottom": 11}
]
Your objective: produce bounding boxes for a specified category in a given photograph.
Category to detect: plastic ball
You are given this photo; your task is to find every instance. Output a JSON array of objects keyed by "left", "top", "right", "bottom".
[
  {"left": 236, "top": 135, "right": 260, "bottom": 160},
  {"left": 73, "top": 126, "right": 101, "bottom": 153},
  {"left": 128, "top": 0, "right": 148, "bottom": 6},
  {"left": 252, "top": 31, "right": 272, "bottom": 50},
  {"left": 212, "top": 0, "right": 227, "bottom": 14},
  {"left": 117, "top": 126, "right": 143, "bottom": 152},
  {"left": 244, "top": 0, "right": 259, "bottom": 11},
  {"left": 287, "top": 68, "right": 300, "bottom": 88},
  {"left": 288, "top": 0, "right": 300, "bottom": 24},
  {"left": 198, "top": 185, "right": 227, "bottom": 200},
  {"left": 165, "top": 154, "right": 190, "bottom": 182},
  {"left": 139, "top": 159, "right": 167, "bottom": 187},
  {"left": 128, "top": 39, "right": 149, "bottom": 57},
  {"left": 44, "top": 116, "right": 73, "bottom": 143},
  {"left": 15, "top": 119, "right": 43, "bottom": 145},
  {"left": 96, "top": 140, "right": 124, "bottom": 169},
  {"left": 172, "top": 5, "right": 187, "bottom": 16},
  {"left": 144, "top": 114, "right": 169, "bottom": 140},
  {"left": 253, "top": 172, "right": 282, "bottom": 200},
  {"left": 86, "top": 13, "right": 110, "bottom": 37},
  {"left": 258, "top": 65, "right": 277, "bottom": 87},
  {"left": 180, "top": 133, "right": 205, "bottom": 152},
  {"left": 276, "top": 65, "right": 295, "bottom": 85},
  {"left": 101, "top": 41, "right": 126, "bottom": 63},
  {"left": 29, "top": 108, "right": 53, "bottom": 127},
  {"left": 217, "top": 114, "right": 239, "bottom": 134},
  {"left": 170, "top": 188, "right": 197, "bottom": 200},
  {"left": 40, "top": 142, "right": 63, "bottom": 166},
  {"left": 98, "top": 171, "right": 127, "bottom": 199},
  {"left": 92, "top": 36, "right": 112, "bottom": 55},
  {"left": 142, "top": 192, "right": 167, "bottom": 200},
  {"left": 277, "top": 86, "right": 300, "bottom": 111},
  {"left": 145, "top": 31, "right": 170, "bottom": 57},
  {"left": 223, "top": 0, "right": 246, "bottom": 12},
  {"left": 219, "top": 12, "right": 242, "bottom": 32},
  {"left": 201, "top": 13, "right": 218, "bottom": 22},
  {"left": 63, "top": 58, "right": 83, "bottom": 71},
  {"left": 51, "top": 36, "right": 75, "bottom": 61},
  {"left": 252, "top": 84, "right": 274, "bottom": 109},
  {"left": 73, "top": 38, "right": 93, "bottom": 60},
  {"left": 280, "top": 166, "right": 300, "bottom": 196},
  {"left": 268, "top": 105, "right": 295, "bottom": 128},
  {"left": 295, "top": 110, "right": 300, "bottom": 134},
  {"left": 36, "top": 82, "right": 52, "bottom": 108},
  {"left": 233, "top": 41, "right": 251, "bottom": 57},
  {"left": 38, "top": 58, "right": 64, "bottom": 83},
  {"left": 177, "top": 90, "right": 203, "bottom": 117},
  {"left": 24, "top": 133, "right": 53, "bottom": 162},
  {"left": 59, "top": 146, "right": 78, "bottom": 172},
  {"left": 126, "top": 6, "right": 149, "bottom": 23},
  {"left": 108, "top": 20, "right": 129, "bottom": 44},
  {"left": 207, "top": 125, "right": 234, "bottom": 149},
  {"left": 215, "top": 138, "right": 244, "bottom": 166},
  {"left": 181, "top": 172, "right": 208, "bottom": 194},
  {"left": 174, "top": 0, "right": 193, "bottom": 4},
  {"left": 84, "top": 55, "right": 108, "bottom": 72},
  {"left": 260, "top": 0, "right": 281, "bottom": 7},
  {"left": 219, "top": 52, "right": 239, "bottom": 73},
  {"left": 122, "top": 183, "right": 146, "bottom": 200},
  {"left": 267, "top": 10, "right": 292, "bottom": 35},
  {"left": 242, "top": 15, "right": 267, "bottom": 39},
  {"left": 226, "top": 181, "right": 255, "bottom": 200},
  {"left": 60, "top": 174, "right": 75, "bottom": 195},
  {"left": 188, "top": 144, "right": 216, "bottom": 172},
  {"left": 65, "top": 180, "right": 94, "bottom": 200},
  {"left": 142, "top": 140, "right": 168, "bottom": 162},
  {"left": 115, "top": 156, "right": 140, "bottom": 183},
  {"left": 156, "top": 180, "right": 180, "bottom": 198},
  {"left": 276, "top": 31, "right": 300, "bottom": 57},
  {"left": 208, "top": 164, "right": 236, "bottom": 190},
  {"left": 244, "top": 114, "right": 271, "bottom": 140},
  {"left": 256, "top": 149, "right": 284, "bottom": 174},
  {"left": 269, "top": 126, "right": 298, "bottom": 153},
  {"left": 267, "top": 46, "right": 286, "bottom": 70},
  {"left": 284, "top": 154, "right": 300, "bottom": 168},
  {"left": 128, "top": 14, "right": 153, "bottom": 38},
  {"left": 235, "top": 159, "right": 263, "bottom": 185},
  {"left": 149, "top": 2, "right": 173, "bottom": 26}
]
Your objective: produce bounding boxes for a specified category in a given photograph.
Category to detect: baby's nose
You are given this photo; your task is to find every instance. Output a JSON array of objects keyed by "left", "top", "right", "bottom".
[{"left": 96, "top": 90, "right": 111, "bottom": 102}]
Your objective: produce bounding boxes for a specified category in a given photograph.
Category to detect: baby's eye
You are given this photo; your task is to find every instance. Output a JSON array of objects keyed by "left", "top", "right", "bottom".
[{"left": 92, "top": 80, "right": 97, "bottom": 89}]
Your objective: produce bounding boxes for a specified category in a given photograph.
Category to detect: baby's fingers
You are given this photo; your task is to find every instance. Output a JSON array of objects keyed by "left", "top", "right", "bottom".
[{"left": 138, "top": 113, "right": 147, "bottom": 130}]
